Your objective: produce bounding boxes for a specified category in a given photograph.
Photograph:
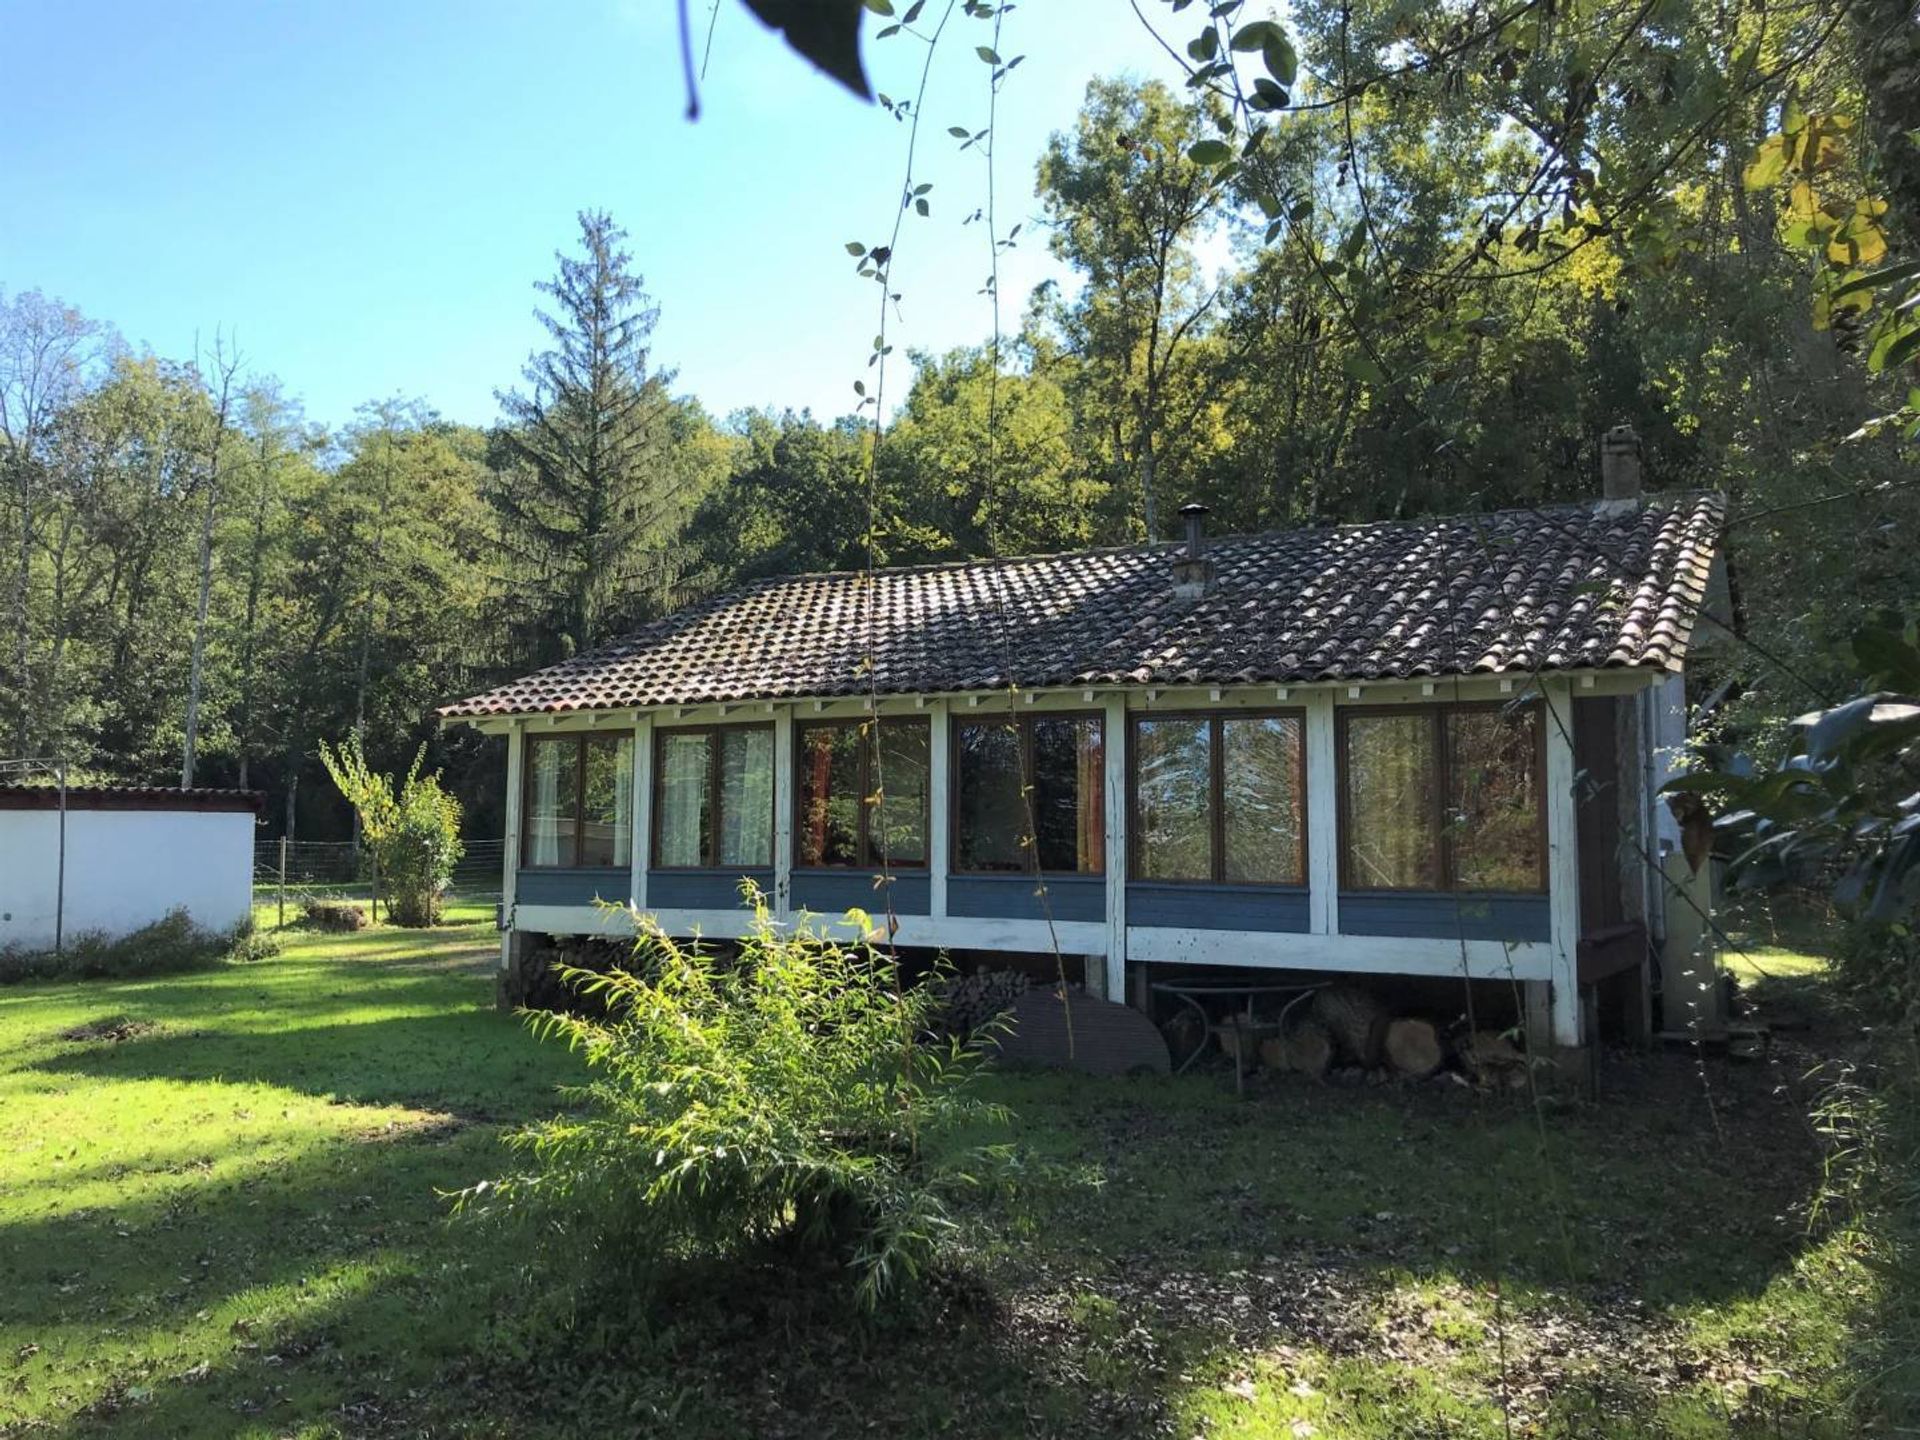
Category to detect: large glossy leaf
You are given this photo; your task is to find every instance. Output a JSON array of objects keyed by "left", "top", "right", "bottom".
[
  {"left": 1797, "top": 693, "right": 1918, "bottom": 759},
  {"left": 741, "top": 0, "right": 871, "bottom": 100}
]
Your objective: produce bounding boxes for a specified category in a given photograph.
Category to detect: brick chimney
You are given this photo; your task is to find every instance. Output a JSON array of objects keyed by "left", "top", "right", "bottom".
[
  {"left": 1599, "top": 423, "right": 1642, "bottom": 511},
  {"left": 1172, "top": 502, "right": 1215, "bottom": 600}
]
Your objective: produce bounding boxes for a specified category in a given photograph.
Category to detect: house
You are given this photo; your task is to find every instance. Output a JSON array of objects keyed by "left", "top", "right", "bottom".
[
  {"left": 0, "top": 784, "right": 261, "bottom": 952},
  {"left": 440, "top": 440, "right": 1724, "bottom": 1055}
]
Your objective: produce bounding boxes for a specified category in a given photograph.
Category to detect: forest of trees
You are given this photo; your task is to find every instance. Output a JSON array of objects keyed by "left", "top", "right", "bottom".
[{"left": 3, "top": 0, "right": 1916, "bottom": 844}]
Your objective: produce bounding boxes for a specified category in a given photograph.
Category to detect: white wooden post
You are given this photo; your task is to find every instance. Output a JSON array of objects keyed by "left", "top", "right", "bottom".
[
  {"left": 928, "top": 698, "right": 950, "bottom": 921},
  {"left": 631, "top": 714, "right": 654, "bottom": 915},
  {"left": 501, "top": 720, "right": 524, "bottom": 973},
  {"left": 1305, "top": 689, "right": 1340, "bottom": 936},
  {"left": 1543, "top": 677, "right": 1582, "bottom": 1049},
  {"left": 1102, "top": 690, "right": 1128, "bottom": 1001},
  {"left": 772, "top": 703, "right": 794, "bottom": 919}
]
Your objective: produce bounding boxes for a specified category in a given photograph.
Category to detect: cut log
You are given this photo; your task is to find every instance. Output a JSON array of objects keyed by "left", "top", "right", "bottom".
[
  {"left": 1216, "top": 1017, "right": 1260, "bottom": 1067},
  {"left": 1459, "top": 1029, "right": 1525, "bottom": 1086},
  {"left": 1260, "top": 1017, "right": 1333, "bottom": 1078},
  {"left": 1383, "top": 1018, "right": 1445, "bottom": 1079},
  {"left": 1309, "top": 984, "right": 1389, "bottom": 1067}
]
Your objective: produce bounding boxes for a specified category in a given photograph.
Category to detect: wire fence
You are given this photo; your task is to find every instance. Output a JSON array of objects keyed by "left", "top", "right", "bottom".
[{"left": 252, "top": 837, "right": 504, "bottom": 901}]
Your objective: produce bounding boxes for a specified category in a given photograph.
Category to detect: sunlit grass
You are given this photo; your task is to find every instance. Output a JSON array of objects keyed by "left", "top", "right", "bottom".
[
  {"left": 0, "top": 914, "right": 1873, "bottom": 1437},
  {"left": 0, "top": 912, "right": 578, "bottom": 1437}
]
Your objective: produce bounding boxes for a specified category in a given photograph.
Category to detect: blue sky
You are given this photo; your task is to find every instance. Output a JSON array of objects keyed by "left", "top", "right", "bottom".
[{"left": 1, "top": 1, "right": 1202, "bottom": 432}]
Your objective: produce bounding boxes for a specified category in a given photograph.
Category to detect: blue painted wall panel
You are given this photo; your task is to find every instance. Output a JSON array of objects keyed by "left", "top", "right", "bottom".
[
  {"left": 947, "top": 874, "right": 1105, "bottom": 923},
  {"left": 1339, "top": 892, "right": 1550, "bottom": 942},
  {"left": 791, "top": 870, "right": 931, "bottom": 916},
  {"left": 516, "top": 868, "right": 630, "bottom": 908},
  {"left": 648, "top": 869, "right": 774, "bottom": 912},
  {"left": 1127, "top": 883, "right": 1309, "bottom": 932}
]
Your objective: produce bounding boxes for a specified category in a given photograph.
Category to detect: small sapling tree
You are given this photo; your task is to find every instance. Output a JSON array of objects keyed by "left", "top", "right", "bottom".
[{"left": 319, "top": 733, "right": 464, "bottom": 927}]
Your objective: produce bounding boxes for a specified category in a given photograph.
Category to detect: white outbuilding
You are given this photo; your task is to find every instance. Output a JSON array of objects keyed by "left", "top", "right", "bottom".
[{"left": 0, "top": 785, "right": 261, "bottom": 953}]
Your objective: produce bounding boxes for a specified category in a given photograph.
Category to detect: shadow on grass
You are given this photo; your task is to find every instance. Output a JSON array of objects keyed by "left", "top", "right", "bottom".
[
  {"left": 1, "top": 1118, "right": 522, "bottom": 1438},
  {"left": 8, "top": 1050, "right": 1856, "bottom": 1440},
  {"left": 4, "top": 929, "right": 1864, "bottom": 1439},
  {"left": 27, "top": 1006, "right": 579, "bottom": 1121}
]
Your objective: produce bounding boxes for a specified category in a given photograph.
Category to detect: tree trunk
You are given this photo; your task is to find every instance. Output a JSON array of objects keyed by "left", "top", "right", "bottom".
[
  {"left": 1850, "top": 0, "right": 1920, "bottom": 248},
  {"left": 10, "top": 461, "right": 33, "bottom": 754},
  {"left": 234, "top": 426, "right": 278, "bottom": 789},
  {"left": 179, "top": 479, "right": 219, "bottom": 788},
  {"left": 1138, "top": 437, "right": 1159, "bottom": 544},
  {"left": 181, "top": 348, "right": 239, "bottom": 789}
]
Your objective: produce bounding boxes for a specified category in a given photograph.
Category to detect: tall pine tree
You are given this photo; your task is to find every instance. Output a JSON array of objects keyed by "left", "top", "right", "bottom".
[{"left": 490, "top": 211, "right": 681, "bottom": 659}]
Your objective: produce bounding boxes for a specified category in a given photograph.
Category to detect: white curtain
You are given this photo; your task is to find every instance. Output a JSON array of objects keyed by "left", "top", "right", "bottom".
[
  {"left": 611, "top": 737, "right": 634, "bottom": 868},
  {"left": 719, "top": 729, "right": 774, "bottom": 867},
  {"left": 527, "top": 742, "right": 568, "bottom": 866},
  {"left": 658, "top": 734, "right": 711, "bottom": 867}
]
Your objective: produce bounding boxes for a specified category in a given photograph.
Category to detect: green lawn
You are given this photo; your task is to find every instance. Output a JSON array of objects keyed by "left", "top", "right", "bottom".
[{"left": 0, "top": 913, "right": 1877, "bottom": 1438}]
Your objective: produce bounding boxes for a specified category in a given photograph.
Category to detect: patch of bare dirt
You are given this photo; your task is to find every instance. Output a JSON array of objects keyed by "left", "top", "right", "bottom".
[
  {"left": 59, "top": 1015, "right": 156, "bottom": 1044},
  {"left": 348, "top": 1111, "right": 467, "bottom": 1144}
]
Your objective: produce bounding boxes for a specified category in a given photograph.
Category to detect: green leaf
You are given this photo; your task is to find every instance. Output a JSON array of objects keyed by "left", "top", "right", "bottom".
[
  {"left": 1230, "top": 18, "right": 1284, "bottom": 49},
  {"left": 1263, "top": 36, "right": 1298, "bottom": 87},
  {"left": 1250, "top": 76, "right": 1289, "bottom": 110},
  {"left": 845, "top": 241, "right": 868, "bottom": 256},
  {"left": 976, "top": 45, "right": 1001, "bottom": 63},
  {"left": 1188, "top": 139, "right": 1233, "bottom": 165},
  {"left": 914, "top": 198, "right": 929, "bottom": 216},
  {"left": 947, "top": 125, "right": 970, "bottom": 138},
  {"left": 1833, "top": 260, "right": 1920, "bottom": 299},
  {"left": 863, "top": 0, "right": 893, "bottom": 12},
  {"left": 1342, "top": 353, "right": 1386, "bottom": 384},
  {"left": 742, "top": 0, "right": 872, "bottom": 101},
  {"left": 1872, "top": 322, "right": 1920, "bottom": 372},
  {"left": 1743, "top": 135, "right": 1788, "bottom": 190}
]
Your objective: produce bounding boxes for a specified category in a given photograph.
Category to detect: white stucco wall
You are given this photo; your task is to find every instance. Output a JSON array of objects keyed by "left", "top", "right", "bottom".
[{"left": 0, "top": 808, "right": 256, "bottom": 952}]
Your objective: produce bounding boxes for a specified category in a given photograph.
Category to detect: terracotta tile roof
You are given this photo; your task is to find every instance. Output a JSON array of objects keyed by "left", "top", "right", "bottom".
[{"left": 440, "top": 494, "right": 1723, "bottom": 718}]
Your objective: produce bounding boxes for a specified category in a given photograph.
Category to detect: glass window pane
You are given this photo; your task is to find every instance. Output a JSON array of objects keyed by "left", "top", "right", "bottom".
[
  {"left": 797, "top": 725, "right": 861, "bottom": 867},
  {"left": 1447, "top": 708, "right": 1543, "bottom": 891},
  {"left": 580, "top": 735, "right": 633, "bottom": 867},
  {"left": 956, "top": 721, "right": 1024, "bottom": 872},
  {"left": 873, "top": 722, "right": 929, "bottom": 866},
  {"left": 1344, "top": 714, "right": 1440, "bottom": 889},
  {"left": 1134, "top": 718, "right": 1212, "bottom": 881},
  {"left": 1034, "top": 716, "right": 1104, "bottom": 874},
  {"left": 525, "top": 738, "right": 579, "bottom": 867},
  {"left": 718, "top": 728, "right": 774, "bottom": 867},
  {"left": 657, "top": 732, "right": 712, "bottom": 868},
  {"left": 1223, "top": 716, "right": 1304, "bottom": 885}
]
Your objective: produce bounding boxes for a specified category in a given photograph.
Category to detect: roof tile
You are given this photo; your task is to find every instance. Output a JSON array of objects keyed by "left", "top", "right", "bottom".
[{"left": 440, "top": 495, "right": 1723, "bottom": 718}]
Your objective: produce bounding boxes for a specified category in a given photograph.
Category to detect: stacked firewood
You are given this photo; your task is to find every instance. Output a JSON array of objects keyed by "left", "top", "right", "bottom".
[
  {"left": 1234, "top": 983, "right": 1536, "bottom": 1087},
  {"left": 933, "top": 967, "right": 1033, "bottom": 1038}
]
